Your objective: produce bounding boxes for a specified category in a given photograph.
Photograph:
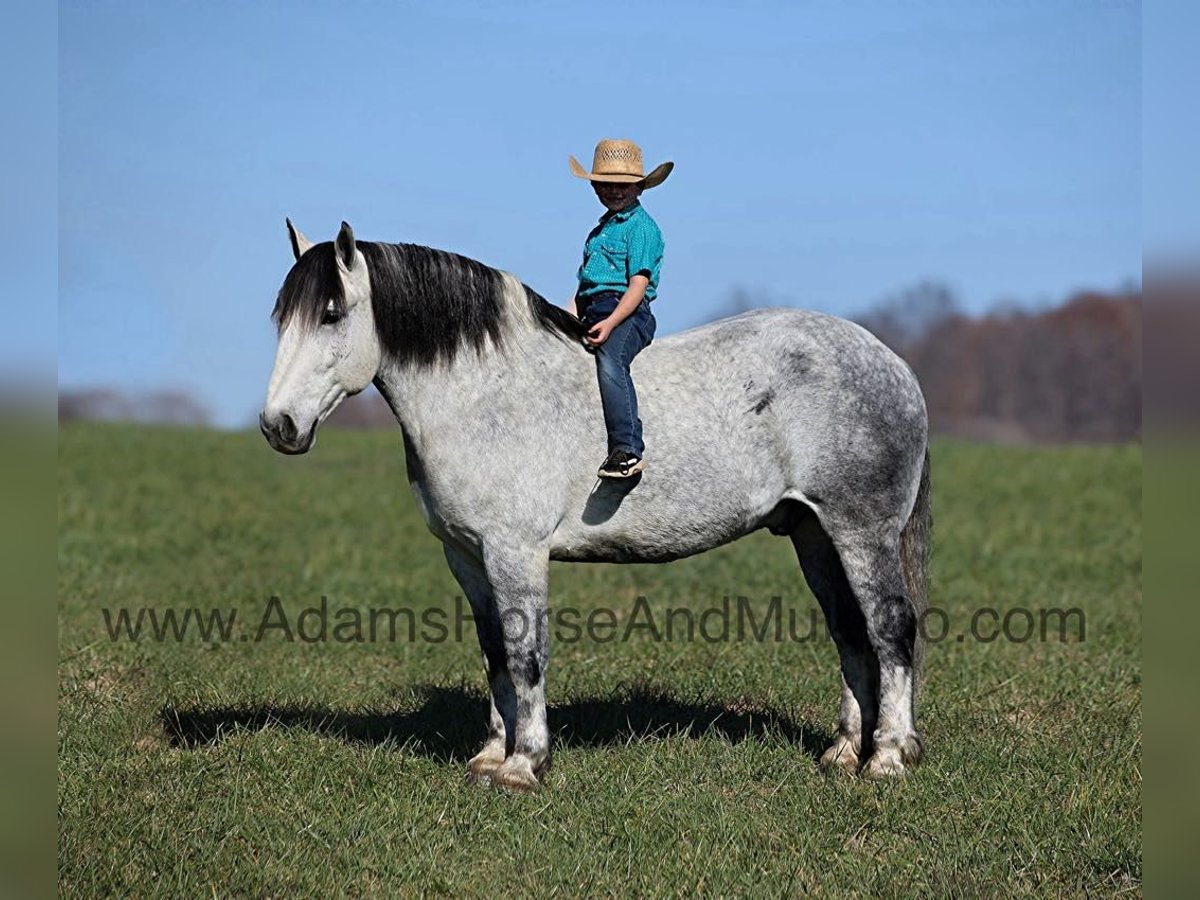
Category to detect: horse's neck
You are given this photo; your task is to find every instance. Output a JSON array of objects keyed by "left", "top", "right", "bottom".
[{"left": 373, "top": 319, "right": 580, "bottom": 448}]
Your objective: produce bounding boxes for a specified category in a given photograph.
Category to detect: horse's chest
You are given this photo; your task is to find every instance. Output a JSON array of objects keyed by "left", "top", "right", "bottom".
[
  {"left": 402, "top": 433, "right": 474, "bottom": 545},
  {"left": 407, "top": 477, "right": 469, "bottom": 544}
]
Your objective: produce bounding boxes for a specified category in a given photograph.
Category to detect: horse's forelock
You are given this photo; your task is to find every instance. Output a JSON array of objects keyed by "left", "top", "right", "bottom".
[{"left": 271, "top": 242, "right": 346, "bottom": 333}]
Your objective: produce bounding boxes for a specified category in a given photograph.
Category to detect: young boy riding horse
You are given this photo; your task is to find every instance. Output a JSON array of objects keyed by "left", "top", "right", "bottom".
[{"left": 568, "top": 138, "right": 673, "bottom": 479}]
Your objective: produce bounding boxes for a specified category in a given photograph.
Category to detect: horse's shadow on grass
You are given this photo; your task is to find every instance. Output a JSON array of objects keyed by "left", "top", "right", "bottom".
[{"left": 159, "top": 683, "right": 830, "bottom": 764}]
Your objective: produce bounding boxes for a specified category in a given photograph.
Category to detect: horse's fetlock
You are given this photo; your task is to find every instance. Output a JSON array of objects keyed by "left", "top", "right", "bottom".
[{"left": 872, "top": 729, "right": 924, "bottom": 767}]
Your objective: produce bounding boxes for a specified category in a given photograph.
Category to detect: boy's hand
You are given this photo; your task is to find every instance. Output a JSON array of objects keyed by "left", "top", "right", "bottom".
[{"left": 585, "top": 317, "right": 617, "bottom": 346}]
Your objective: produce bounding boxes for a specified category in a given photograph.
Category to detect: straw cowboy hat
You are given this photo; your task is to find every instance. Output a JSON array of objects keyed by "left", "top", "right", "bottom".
[{"left": 569, "top": 138, "right": 673, "bottom": 189}]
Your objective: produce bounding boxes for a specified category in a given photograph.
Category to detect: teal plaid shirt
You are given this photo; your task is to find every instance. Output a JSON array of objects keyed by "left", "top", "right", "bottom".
[{"left": 576, "top": 200, "right": 664, "bottom": 301}]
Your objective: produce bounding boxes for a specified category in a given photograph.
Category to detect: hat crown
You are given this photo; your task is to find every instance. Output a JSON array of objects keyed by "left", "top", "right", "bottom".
[
  {"left": 568, "top": 140, "right": 672, "bottom": 188},
  {"left": 592, "top": 139, "right": 644, "bottom": 177}
]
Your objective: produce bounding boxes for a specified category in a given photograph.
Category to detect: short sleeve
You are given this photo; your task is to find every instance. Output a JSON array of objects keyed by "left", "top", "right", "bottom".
[{"left": 625, "top": 218, "right": 663, "bottom": 282}]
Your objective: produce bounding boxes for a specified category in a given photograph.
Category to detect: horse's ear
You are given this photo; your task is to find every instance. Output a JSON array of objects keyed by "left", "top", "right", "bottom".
[
  {"left": 335, "top": 221, "right": 356, "bottom": 269},
  {"left": 286, "top": 218, "right": 314, "bottom": 261}
]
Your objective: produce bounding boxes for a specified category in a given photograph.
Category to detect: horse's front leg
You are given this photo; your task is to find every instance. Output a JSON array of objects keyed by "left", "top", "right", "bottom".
[
  {"left": 443, "top": 545, "right": 509, "bottom": 783},
  {"left": 486, "top": 545, "right": 552, "bottom": 791},
  {"left": 444, "top": 542, "right": 551, "bottom": 791}
]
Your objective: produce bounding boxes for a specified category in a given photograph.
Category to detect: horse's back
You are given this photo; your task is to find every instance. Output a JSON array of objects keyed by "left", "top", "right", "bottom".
[
  {"left": 549, "top": 308, "right": 928, "bottom": 562},
  {"left": 634, "top": 307, "right": 926, "bottom": 469},
  {"left": 640, "top": 306, "right": 916, "bottom": 393}
]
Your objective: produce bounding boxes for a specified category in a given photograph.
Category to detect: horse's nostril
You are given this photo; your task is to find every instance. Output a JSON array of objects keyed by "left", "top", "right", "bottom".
[
  {"left": 260, "top": 410, "right": 299, "bottom": 446},
  {"left": 279, "top": 413, "right": 297, "bottom": 443}
]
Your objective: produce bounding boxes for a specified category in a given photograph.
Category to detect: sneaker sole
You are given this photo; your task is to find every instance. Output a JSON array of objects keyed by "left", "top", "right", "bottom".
[{"left": 597, "top": 459, "right": 647, "bottom": 479}]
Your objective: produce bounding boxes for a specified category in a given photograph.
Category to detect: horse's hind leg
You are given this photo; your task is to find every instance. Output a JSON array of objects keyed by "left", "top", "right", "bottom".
[
  {"left": 831, "top": 528, "right": 924, "bottom": 778},
  {"left": 791, "top": 512, "right": 877, "bottom": 774}
]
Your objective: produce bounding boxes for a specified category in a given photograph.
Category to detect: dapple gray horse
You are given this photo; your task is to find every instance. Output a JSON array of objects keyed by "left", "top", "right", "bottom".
[{"left": 261, "top": 220, "right": 931, "bottom": 790}]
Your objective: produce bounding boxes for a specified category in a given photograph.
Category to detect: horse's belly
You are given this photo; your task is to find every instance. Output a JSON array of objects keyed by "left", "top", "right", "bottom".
[
  {"left": 550, "top": 520, "right": 752, "bottom": 564},
  {"left": 548, "top": 481, "right": 784, "bottom": 564}
]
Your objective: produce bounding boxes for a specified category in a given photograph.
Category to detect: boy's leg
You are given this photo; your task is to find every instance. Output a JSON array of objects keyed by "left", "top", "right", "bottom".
[{"left": 593, "top": 309, "right": 651, "bottom": 457}]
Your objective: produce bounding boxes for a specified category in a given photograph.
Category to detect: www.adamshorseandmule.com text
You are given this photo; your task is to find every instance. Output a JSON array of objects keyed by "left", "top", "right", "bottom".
[{"left": 100, "top": 595, "right": 1086, "bottom": 646}]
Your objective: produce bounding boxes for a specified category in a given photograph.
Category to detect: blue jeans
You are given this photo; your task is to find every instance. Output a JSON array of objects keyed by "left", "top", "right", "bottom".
[{"left": 579, "top": 291, "right": 656, "bottom": 456}]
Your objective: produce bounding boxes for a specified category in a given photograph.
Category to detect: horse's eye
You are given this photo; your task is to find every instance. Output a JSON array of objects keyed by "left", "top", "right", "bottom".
[{"left": 321, "top": 300, "right": 342, "bottom": 326}]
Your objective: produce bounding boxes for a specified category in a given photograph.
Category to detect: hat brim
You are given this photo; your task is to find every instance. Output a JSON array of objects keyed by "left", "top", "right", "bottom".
[{"left": 569, "top": 156, "right": 673, "bottom": 189}]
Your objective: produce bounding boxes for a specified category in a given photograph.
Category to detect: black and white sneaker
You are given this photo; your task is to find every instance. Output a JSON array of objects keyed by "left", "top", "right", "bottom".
[{"left": 598, "top": 449, "right": 646, "bottom": 479}]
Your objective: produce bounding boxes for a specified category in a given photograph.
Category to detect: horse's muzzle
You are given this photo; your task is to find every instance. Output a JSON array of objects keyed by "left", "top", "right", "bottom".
[{"left": 259, "top": 410, "right": 315, "bottom": 455}]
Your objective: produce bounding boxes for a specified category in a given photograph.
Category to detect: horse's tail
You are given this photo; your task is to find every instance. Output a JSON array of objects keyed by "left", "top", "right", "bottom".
[{"left": 900, "top": 447, "right": 932, "bottom": 679}]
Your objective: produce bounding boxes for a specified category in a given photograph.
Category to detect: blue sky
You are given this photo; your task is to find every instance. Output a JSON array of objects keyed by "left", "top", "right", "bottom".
[{"left": 56, "top": 0, "right": 1141, "bottom": 426}]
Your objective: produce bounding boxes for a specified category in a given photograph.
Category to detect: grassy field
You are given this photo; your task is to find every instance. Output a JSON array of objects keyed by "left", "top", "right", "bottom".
[{"left": 58, "top": 424, "right": 1141, "bottom": 896}]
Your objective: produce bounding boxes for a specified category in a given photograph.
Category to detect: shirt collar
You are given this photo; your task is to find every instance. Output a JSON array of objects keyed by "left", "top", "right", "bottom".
[{"left": 600, "top": 199, "right": 641, "bottom": 224}]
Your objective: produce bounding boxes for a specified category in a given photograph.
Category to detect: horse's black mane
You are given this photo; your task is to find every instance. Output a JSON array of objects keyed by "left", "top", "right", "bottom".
[{"left": 271, "top": 241, "right": 585, "bottom": 366}]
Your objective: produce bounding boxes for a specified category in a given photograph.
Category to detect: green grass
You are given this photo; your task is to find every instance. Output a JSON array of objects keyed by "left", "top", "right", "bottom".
[{"left": 58, "top": 424, "right": 1141, "bottom": 896}]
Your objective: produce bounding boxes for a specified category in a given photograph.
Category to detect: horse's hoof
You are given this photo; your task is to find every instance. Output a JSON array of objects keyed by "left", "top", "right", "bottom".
[
  {"left": 465, "top": 743, "right": 506, "bottom": 786},
  {"left": 862, "top": 745, "right": 912, "bottom": 779},
  {"left": 491, "top": 755, "right": 541, "bottom": 793},
  {"left": 819, "top": 735, "right": 861, "bottom": 774}
]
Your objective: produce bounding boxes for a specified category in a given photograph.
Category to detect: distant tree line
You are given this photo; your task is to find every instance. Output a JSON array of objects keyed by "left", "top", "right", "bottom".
[
  {"left": 58, "top": 389, "right": 212, "bottom": 426},
  {"left": 854, "top": 282, "right": 1141, "bottom": 442}
]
